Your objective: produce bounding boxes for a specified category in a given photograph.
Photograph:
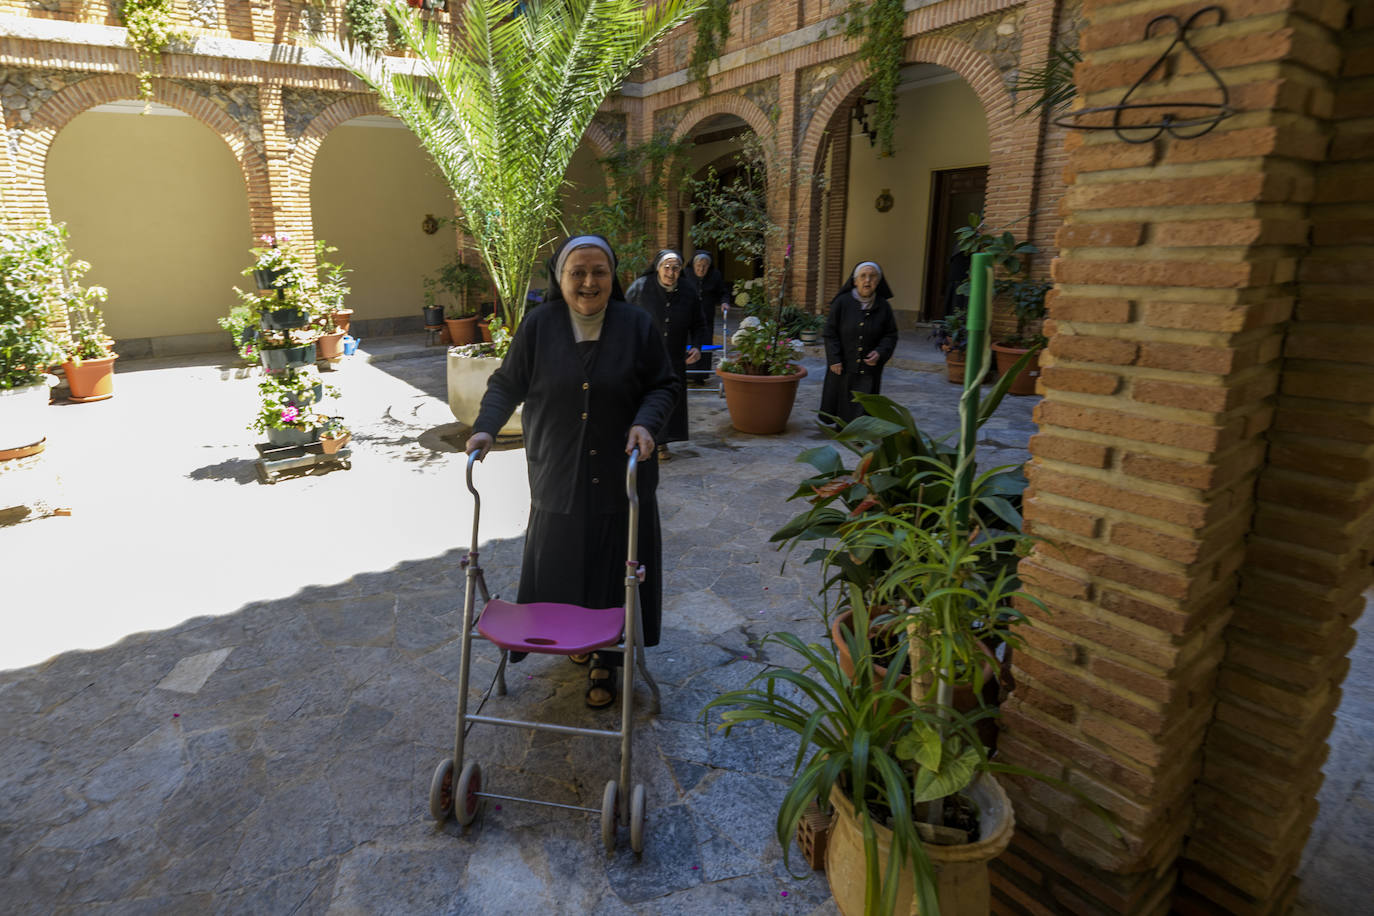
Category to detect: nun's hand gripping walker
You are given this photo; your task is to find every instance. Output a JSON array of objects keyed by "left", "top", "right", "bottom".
[{"left": 429, "top": 450, "right": 661, "bottom": 854}]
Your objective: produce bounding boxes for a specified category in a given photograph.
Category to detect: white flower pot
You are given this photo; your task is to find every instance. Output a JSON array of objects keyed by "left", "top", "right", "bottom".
[
  {"left": 447, "top": 351, "right": 522, "bottom": 437},
  {"left": 0, "top": 380, "right": 53, "bottom": 455}
]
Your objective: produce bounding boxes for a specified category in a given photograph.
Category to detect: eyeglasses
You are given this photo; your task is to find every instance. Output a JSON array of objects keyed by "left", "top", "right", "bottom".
[{"left": 660, "top": 263, "right": 682, "bottom": 272}]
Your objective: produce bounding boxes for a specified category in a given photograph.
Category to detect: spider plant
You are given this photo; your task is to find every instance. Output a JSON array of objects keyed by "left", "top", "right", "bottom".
[{"left": 316, "top": 0, "right": 703, "bottom": 333}]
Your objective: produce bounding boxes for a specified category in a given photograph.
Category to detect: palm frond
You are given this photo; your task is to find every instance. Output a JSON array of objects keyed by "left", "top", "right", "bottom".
[{"left": 313, "top": 0, "right": 704, "bottom": 330}]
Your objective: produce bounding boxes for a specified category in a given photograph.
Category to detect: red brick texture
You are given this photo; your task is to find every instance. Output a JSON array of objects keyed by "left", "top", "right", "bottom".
[{"left": 1002, "top": 0, "right": 1372, "bottom": 913}]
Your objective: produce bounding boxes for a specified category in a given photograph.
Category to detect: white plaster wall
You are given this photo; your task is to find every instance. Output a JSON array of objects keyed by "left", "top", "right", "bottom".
[
  {"left": 45, "top": 107, "right": 251, "bottom": 341},
  {"left": 842, "top": 75, "right": 989, "bottom": 319}
]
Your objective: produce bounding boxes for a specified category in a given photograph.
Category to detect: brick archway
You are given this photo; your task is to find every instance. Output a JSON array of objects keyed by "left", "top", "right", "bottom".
[
  {"left": 15, "top": 74, "right": 273, "bottom": 239},
  {"left": 287, "top": 96, "right": 391, "bottom": 246},
  {"left": 668, "top": 93, "right": 777, "bottom": 257},
  {"left": 791, "top": 36, "right": 1023, "bottom": 310}
]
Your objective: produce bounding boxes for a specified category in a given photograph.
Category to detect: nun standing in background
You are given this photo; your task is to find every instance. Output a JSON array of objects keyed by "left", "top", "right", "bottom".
[
  {"left": 689, "top": 252, "right": 729, "bottom": 370},
  {"left": 626, "top": 249, "right": 707, "bottom": 460},
  {"left": 820, "top": 260, "right": 900, "bottom": 425}
]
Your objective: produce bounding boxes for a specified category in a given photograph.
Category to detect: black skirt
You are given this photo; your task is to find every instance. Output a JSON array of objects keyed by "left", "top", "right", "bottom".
[{"left": 516, "top": 481, "right": 663, "bottom": 648}]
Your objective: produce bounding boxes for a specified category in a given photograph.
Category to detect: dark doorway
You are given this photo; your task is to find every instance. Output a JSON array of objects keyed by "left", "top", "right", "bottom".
[{"left": 922, "top": 165, "right": 988, "bottom": 321}]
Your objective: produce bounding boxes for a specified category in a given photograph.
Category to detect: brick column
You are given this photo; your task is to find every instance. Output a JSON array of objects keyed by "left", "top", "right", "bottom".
[
  {"left": 994, "top": 0, "right": 1350, "bottom": 912},
  {"left": 820, "top": 112, "right": 851, "bottom": 305},
  {"left": 258, "top": 81, "right": 300, "bottom": 248},
  {"left": 1177, "top": 1, "right": 1373, "bottom": 911}
]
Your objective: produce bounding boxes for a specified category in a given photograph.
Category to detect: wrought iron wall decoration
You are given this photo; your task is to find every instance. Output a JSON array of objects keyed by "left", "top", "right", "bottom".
[
  {"left": 852, "top": 98, "right": 879, "bottom": 148},
  {"left": 1054, "top": 5, "right": 1235, "bottom": 143}
]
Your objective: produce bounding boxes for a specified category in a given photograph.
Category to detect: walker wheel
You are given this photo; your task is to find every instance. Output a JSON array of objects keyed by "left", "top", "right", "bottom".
[
  {"left": 456, "top": 761, "right": 483, "bottom": 826},
  {"left": 630, "top": 784, "right": 646, "bottom": 855},
  {"left": 600, "top": 780, "right": 619, "bottom": 853},
  {"left": 429, "top": 758, "right": 454, "bottom": 823}
]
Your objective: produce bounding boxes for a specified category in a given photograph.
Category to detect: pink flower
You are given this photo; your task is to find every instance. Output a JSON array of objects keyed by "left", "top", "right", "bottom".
[{"left": 280, "top": 406, "right": 299, "bottom": 423}]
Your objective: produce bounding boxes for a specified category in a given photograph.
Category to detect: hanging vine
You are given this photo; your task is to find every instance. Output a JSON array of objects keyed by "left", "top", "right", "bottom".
[
  {"left": 344, "top": 0, "right": 391, "bottom": 55},
  {"left": 688, "top": 0, "right": 732, "bottom": 95},
  {"left": 840, "top": 0, "right": 905, "bottom": 156},
  {"left": 120, "top": 0, "right": 178, "bottom": 101}
]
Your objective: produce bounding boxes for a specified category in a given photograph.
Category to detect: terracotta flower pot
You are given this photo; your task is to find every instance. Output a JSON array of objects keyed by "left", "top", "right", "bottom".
[
  {"left": 330, "top": 309, "right": 353, "bottom": 335},
  {"left": 715, "top": 366, "right": 807, "bottom": 434},
  {"left": 320, "top": 432, "right": 350, "bottom": 454},
  {"left": 478, "top": 318, "right": 492, "bottom": 343},
  {"left": 445, "top": 316, "right": 479, "bottom": 345},
  {"left": 944, "top": 348, "right": 965, "bottom": 385},
  {"left": 317, "top": 330, "right": 346, "bottom": 360},
  {"left": 62, "top": 354, "right": 118, "bottom": 402},
  {"left": 991, "top": 344, "right": 1040, "bottom": 396},
  {"left": 825, "top": 776, "right": 1014, "bottom": 916}
]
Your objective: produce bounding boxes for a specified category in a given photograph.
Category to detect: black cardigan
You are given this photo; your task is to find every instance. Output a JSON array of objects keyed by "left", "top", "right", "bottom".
[{"left": 472, "top": 300, "right": 681, "bottom": 515}]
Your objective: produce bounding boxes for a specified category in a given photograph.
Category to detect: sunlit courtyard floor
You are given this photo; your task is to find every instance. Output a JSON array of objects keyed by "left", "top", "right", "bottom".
[{"left": 0, "top": 333, "right": 1367, "bottom": 913}]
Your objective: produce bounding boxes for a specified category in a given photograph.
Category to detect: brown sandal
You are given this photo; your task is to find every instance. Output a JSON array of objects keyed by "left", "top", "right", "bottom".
[{"left": 585, "top": 652, "right": 617, "bottom": 709}]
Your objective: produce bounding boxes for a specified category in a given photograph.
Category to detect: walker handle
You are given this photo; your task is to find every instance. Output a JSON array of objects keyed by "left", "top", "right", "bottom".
[
  {"left": 625, "top": 449, "right": 639, "bottom": 507},
  {"left": 466, "top": 450, "right": 481, "bottom": 553}
]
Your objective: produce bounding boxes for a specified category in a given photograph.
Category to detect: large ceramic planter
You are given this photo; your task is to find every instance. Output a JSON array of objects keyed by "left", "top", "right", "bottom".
[
  {"left": 0, "top": 380, "right": 51, "bottom": 455},
  {"left": 448, "top": 351, "right": 521, "bottom": 436},
  {"left": 261, "top": 343, "right": 317, "bottom": 371},
  {"left": 266, "top": 426, "right": 319, "bottom": 447},
  {"left": 716, "top": 366, "right": 807, "bottom": 434},
  {"left": 444, "top": 316, "right": 479, "bottom": 346},
  {"left": 992, "top": 344, "right": 1040, "bottom": 396},
  {"left": 825, "top": 775, "right": 1014, "bottom": 916},
  {"left": 61, "top": 354, "right": 118, "bottom": 402}
]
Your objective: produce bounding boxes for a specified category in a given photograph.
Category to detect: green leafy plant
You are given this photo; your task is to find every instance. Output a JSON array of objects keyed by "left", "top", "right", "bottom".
[
  {"left": 0, "top": 223, "right": 103, "bottom": 389},
  {"left": 952, "top": 213, "right": 1048, "bottom": 347},
  {"left": 688, "top": 0, "right": 731, "bottom": 94},
  {"left": 1013, "top": 45, "right": 1082, "bottom": 120},
  {"left": 580, "top": 132, "right": 692, "bottom": 287},
  {"left": 319, "top": 416, "right": 351, "bottom": 439},
  {"left": 120, "top": 0, "right": 179, "bottom": 101},
  {"left": 317, "top": 0, "right": 704, "bottom": 336},
  {"left": 686, "top": 133, "right": 774, "bottom": 270},
  {"left": 217, "top": 304, "right": 261, "bottom": 365},
  {"left": 771, "top": 391, "right": 1030, "bottom": 602},
  {"left": 344, "top": 0, "right": 392, "bottom": 54},
  {"left": 1001, "top": 279, "right": 1050, "bottom": 349},
  {"left": 424, "top": 255, "right": 486, "bottom": 319},
  {"left": 720, "top": 315, "right": 802, "bottom": 376},
  {"left": 931, "top": 307, "right": 967, "bottom": 354},
  {"left": 839, "top": 0, "right": 906, "bottom": 156},
  {"left": 953, "top": 213, "right": 1038, "bottom": 282},
  {"left": 249, "top": 367, "right": 337, "bottom": 435},
  {"left": 315, "top": 240, "right": 352, "bottom": 315},
  {"left": 64, "top": 295, "right": 114, "bottom": 363}
]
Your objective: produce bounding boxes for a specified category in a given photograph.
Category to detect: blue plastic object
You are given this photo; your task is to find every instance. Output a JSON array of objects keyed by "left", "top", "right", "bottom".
[{"left": 342, "top": 335, "right": 359, "bottom": 356}]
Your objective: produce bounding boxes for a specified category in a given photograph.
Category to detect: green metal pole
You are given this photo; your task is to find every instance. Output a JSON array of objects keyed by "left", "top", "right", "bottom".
[{"left": 956, "top": 252, "right": 993, "bottom": 529}]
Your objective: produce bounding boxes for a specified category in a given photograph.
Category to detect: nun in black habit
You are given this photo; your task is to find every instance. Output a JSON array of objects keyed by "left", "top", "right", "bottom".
[
  {"left": 467, "top": 235, "right": 681, "bottom": 708},
  {"left": 625, "top": 249, "right": 708, "bottom": 456},
  {"left": 820, "top": 260, "right": 900, "bottom": 425},
  {"left": 689, "top": 251, "right": 730, "bottom": 369}
]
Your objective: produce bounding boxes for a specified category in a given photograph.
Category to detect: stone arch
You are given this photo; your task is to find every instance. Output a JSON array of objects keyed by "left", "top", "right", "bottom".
[
  {"left": 288, "top": 95, "right": 391, "bottom": 245},
  {"left": 668, "top": 93, "right": 778, "bottom": 258},
  {"left": 17, "top": 74, "right": 273, "bottom": 239},
  {"left": 792, "top": 36, "right": 1024, "bottom": 308}
]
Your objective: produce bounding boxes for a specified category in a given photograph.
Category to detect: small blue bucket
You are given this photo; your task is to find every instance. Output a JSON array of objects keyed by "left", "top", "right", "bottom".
[{"left": 342, "top": 335, "right": 359, "bottom": 356}]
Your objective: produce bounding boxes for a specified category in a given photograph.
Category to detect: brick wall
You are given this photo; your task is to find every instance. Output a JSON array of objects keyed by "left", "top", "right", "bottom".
[{"left": 999, "top": 0, "right": 1366, "bottom": 912}]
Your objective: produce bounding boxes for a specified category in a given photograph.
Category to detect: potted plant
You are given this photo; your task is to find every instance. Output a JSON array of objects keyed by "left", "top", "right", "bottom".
[
  {"left": 952, "top": 215, "right": 1044, "bottom": 396},
  {"left": 316, "top": 241, "right": 353, "bottom": 335},
  {"left": 425, "top": 255, "right": 485, "bottom": 344},
  {"left": 318, "top": 416, "right": 351, "bottom": 454},
  {"left": 60, "top": 291, "right": 118, "bottom": 403},
  {"left": 0, "top": 224, "right": 74, "bottom": 457},
  {"left": 991, "top": 280, "right": 1049, "bottom": 396},
  {"left": 217, "top": 303, "right": 262, "bottom": 367},
  {"left": 250, "top": 367, "right": 335, "bottom": 447},
  {"left": 716, "top": 314, "right": 807, "bottom": 434},
  {"left": 446, "top": 316, "right": 521, "bottom": 435},
  {"left": 931, "top": 308, "right": 967, "bottom": 385}
]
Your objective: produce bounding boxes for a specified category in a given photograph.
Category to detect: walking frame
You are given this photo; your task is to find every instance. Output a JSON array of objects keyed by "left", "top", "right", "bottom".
[{"left": 428, "top": 450, "right": 661, "bottom": 855}]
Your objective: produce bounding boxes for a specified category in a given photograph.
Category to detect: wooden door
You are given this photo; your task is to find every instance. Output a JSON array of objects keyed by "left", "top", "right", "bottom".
[{"left": 922, "top": 166, "right": 988, "bottom": 321}]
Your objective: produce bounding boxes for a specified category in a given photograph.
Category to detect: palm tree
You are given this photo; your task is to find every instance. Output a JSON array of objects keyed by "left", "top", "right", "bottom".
[{"left": 319, "top": 0, "right": 703, "bottom": 333}]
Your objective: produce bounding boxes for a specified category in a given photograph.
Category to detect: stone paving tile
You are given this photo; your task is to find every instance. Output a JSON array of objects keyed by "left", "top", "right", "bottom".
[{"left": 1, "top": 335, "right": 1366, "bottom": 914}]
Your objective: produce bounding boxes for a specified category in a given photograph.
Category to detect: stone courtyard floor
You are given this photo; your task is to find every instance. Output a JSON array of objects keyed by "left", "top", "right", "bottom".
[{"left": 0, "top": 333, "right": 1368, "bottom": 914}]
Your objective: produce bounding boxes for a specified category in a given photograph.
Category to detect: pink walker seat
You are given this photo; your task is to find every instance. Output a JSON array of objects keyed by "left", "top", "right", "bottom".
[{"left": 477, "top": 599, "right": 625, "bottom": 656}]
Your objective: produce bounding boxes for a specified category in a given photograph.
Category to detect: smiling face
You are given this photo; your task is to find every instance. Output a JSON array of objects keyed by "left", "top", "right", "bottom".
[
  {"left": 854, "top": 265, "right": 881, "bottom": 299},
  {"left": 656, "top": 257, "right": 682, "bottom": 288},
  {"left": 560, "top": 247, "right": 613, "bottom": 316}
]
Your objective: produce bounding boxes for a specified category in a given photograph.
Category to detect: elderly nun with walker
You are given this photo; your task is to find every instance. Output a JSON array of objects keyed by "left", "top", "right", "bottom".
[{"left": 820, "top": 260, "right": 900, "bottom": 425}]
